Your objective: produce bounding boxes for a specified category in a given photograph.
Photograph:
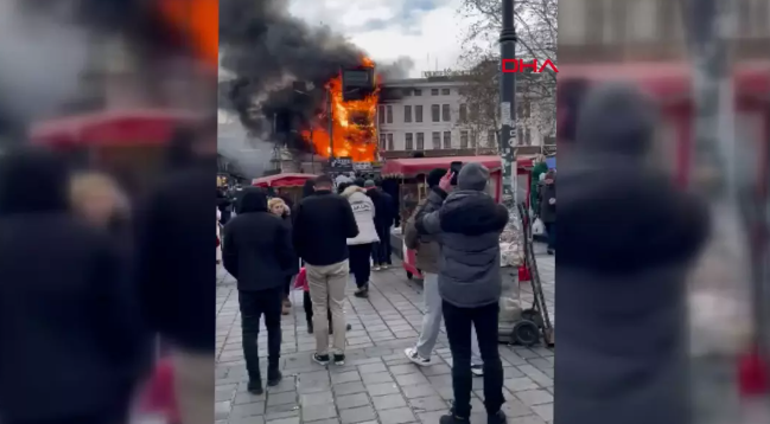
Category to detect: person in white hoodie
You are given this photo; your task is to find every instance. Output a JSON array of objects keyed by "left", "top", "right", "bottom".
[{"left": 340, "top": 179, "right": 380, "bottom": 297}]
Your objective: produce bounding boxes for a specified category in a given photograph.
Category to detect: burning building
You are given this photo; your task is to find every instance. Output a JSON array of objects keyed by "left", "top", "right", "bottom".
[{"left": 300, "top": 57, "right": 380, "bottom": 162}]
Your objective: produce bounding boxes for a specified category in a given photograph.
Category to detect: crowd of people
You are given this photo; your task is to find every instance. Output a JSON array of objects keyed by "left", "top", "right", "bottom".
[
  {"left": 0, "top": 124, "right": 215, "bottom": 424},
  {"left": 219, "top": 163, "right": 512, "bottom": 424}
]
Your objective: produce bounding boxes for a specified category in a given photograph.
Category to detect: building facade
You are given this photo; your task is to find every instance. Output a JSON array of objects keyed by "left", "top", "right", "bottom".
[
  {"left": 376, "top": 76, "right": 554, "bottom": 159},
  {"left": 559, "top": 0, "right": 770, "bottom": 63}
]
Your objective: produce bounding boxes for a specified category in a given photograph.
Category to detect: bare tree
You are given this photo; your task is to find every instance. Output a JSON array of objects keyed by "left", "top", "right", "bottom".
[{"left": 457, "top": 0, "right": 557, "bottom": 145}]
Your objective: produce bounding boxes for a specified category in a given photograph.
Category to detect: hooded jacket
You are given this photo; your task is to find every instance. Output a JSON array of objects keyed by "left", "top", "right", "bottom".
[
  {"left": 367, "top": 186, "right": 395, "bottom": 229},
  {"left": 555, "top": 82, "right": 709, "bottom": 424},
  {"left": 222, "top": 188, "right": 294, "bottom": 291},
  {"left": 0, "top": 148, "right": 145, "bottom": 421},
  {"left": 341, "top": 185, "right": 380, "bottom": 245},
  {"left": 538, "top": 173, "right": 556, "bottom": 223},
  {"left": 415, "top": 163, "right": 508, "bottom": 307}
]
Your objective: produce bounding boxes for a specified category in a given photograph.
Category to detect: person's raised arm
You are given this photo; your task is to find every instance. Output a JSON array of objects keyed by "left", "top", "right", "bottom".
[{"left": 415, "top": 171, "right": 452, "bottom": 235}]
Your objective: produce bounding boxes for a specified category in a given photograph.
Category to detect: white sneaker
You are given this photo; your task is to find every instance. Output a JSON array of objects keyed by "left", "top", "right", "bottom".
[
  {"left": 373, "top": 266, "right": 381, "bottom": 271},
  {"left": 471, "top": 364, "right": 484, "bottom": 376},
  {"left": 404, "top": 347, "right": 432, "bottom": 366}
]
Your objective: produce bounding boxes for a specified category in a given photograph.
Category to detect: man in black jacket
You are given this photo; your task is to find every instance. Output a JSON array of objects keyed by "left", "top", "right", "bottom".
[
  {"left": 292, "top": 174, "right": 359, "bottom": 366},
  {"left": 0, "top": 147, "right": 145, "bottom": 424},
  {"left": 366, "top": 179, "right": 395, "bottom": 270},
  {"left": 223, "top": 188, "right": 293, "bottom": 394}
]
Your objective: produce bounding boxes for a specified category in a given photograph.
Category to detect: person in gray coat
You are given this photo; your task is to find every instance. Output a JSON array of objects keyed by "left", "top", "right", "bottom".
[
  {"left": 538, "top": 170, "right": 556, "bottom": 254},
  {"left": 556, "top": 82, "right": 709, "bottom": 424},
  {"left": 415, "top": 162, "right": 509, "bottom": 424}
]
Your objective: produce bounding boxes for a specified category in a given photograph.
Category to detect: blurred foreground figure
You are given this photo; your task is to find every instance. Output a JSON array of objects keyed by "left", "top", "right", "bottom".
[
  {"left": 0, "top": 148, "right": 144, "bottom": 424},
  {"left": 555, "top": 83, "right": 710, "bottom": 424},
  {"left": 135, "top": 124, "right": 215, "bottom": 424}
]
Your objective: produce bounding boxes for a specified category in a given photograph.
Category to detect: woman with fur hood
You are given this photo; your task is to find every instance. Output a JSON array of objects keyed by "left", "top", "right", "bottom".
[{"left": 340, "top": 180, "right": 380, "bottom": 297}]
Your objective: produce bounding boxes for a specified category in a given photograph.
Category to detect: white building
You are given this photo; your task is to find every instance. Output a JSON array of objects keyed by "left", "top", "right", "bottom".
[{"left": 377, "top": 76, "right": 553, "bottom": 156}]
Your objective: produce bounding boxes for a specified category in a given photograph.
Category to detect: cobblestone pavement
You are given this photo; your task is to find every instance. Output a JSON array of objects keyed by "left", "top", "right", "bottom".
[{"left": 216, "top": 249, "right": 555, "bottom": 424}]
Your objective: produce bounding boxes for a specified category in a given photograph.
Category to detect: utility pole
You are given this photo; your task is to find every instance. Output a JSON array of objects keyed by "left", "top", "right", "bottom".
[{"left": 499, "top": 0, "right": 517, "bottom": 205}]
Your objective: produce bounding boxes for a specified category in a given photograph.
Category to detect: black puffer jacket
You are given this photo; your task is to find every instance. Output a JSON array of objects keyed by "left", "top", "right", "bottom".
[
  {"left": 222, "top": 188, "right": 294, "bottom": 291},
  {"left": 0, "top": 148, "right": 145, "bottom": 422}
]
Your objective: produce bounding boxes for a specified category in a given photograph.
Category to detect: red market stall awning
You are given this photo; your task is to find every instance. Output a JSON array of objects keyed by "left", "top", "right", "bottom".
[
  {"left": 382, "top": 155, "right": 537, "bottom": 177},
  {"left": 29, "top": 109, "right": 201, "bottom": 147},
  {"left": 559, "top": 60, "right": 770, "bottom": 101},
  {"left": 252, "top": 173, "right": 317, "bottom": 188}
]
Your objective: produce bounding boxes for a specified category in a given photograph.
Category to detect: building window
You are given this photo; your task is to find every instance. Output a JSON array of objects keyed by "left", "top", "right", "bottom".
[
  {"left": 416, "top": 133, "right": 424, "bottom": 150},
  {"left": 380, "top": 133, "right": 386, "bottom": 150},
  {"left": 431, "top": 104, "right": 440, "bottom": 122},
  {"left": 459, "top": 104, "right": 467, "bottom": 122},
  {"left": 469, "top": 104, "right": 479, "bottom": 121},
  {"left": 524, "top": 128, "right": 531, "bottom": 145},
  {"left": 460, "top": 131, "right": 469, "bottom": 149},
  {"left": 431, "top": 88, "right": 439, "bottom": 95},
  {"left": 442, "top": 104, "right": 450, "bottom": 122},
  {"left": 470, "top": 130, "right": 477, "bottom": 148},
  {"left": 405, "top": 133, "right": 414, "bottom": 150},
  {"left": 404, "top": 105, "right": 412, "bottom": 123},
  {"left": 415, "top": 105, "right": 423, "bottom": 122},
  {"left": 517, "top": 102, "right": 531, "bottom": 119},
  {"left": 517, "top": 127, "right": 524, "bottom": 146},
  {"left": 458, "top": 88, "right": 467, "bottom": 96},
  {"left": 487, "top": 130, "right": 496, "bottom": 147},
  {"left": 402, "top": 88, "right": 412, "bottom": 96},
  {"left": 413, "top": 89, "right": 422, "bottom": 96},
  {"left": 387, "top": 133, "right": 394, "bottom": 151},
  {"left": 443, "top": 131, "right": 452, "bottom": 149},
  {"left": 432, "top": 132, "right": 441, "bottom": 149},
  {"left": 378, "top": 105, "right": 385, "bottom": 124},
  {"left": 386, "top": 105, "right": 393, "bottom": 123},
  {"left": 441, "top": 88, "right": 450, "bottom": 95}
]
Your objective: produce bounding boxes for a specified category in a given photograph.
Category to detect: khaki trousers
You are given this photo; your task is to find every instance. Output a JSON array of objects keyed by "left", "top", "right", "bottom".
[
  {"left": 171, "top": 350, "right": 214, "bottom": 424},
  {"left": 306, "top": 260, "right": 349, "bottom": 355}
]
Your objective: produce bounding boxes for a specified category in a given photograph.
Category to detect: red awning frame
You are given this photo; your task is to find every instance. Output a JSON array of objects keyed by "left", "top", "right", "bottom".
[{"left": 252, "top": 173, "right": 318, "bottom": 188}]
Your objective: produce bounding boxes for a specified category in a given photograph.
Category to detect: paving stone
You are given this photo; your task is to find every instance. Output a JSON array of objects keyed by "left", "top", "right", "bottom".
[
  {"left": 301, "top": 392, "right": 334, "bottom": 407},
  {"left": 395, "top": 372, "right": 429, "bottom": 387},
  {"left": 514, "top": 389, "right": 553, "bottom": 406},
  {"left": 365, "top": 382, "right": 402, "bottom": 396},
  {"left": 379, "top": 407, "right": 416, "bottom": 424},
  {"left": 336, "top": 392, "right": 371, "bottom": 409},
  {"left": 388, "top": 364, "right": 418, "bottom": 375},
  {"left": 530, "top": 404, "right": 553, "bottom": 421},
  {"left": 509, "top": 415, "right": 548, "bottom": 424},
  {"left": 402, "top": 384, "right": 438, "bottom": 399},
  {"left": 267, "top": 417, "right": 301, "bottom": 424},
  {"left": 333, "top": 381, "right": 367, "bottom": 396},
  {"left": 268, "top": 391, "right": 298, "bottom": 406},
  {"left": 504, "top": 377, "right": 540, "bottom": 392},
  {"left": 301, "top": 404, "right": 338, "bottom": 422},
  {"left": 339, "top": 405, "right": 377, "bottom": 424},
  {"left": 407, "top": 395, "right": 448, "bottom": 412},
  {"left": 332, "top": 371, "right": 362, "bottom": 384},
  {"left": 372, "top": 393, "right": 408, "bottom": 410},
  {"left": 358, "top": 362, "right": 388, "bottom": 374},
  {"left": 362, "top": 372, "right": 394, "bottom": 384},
  {"left": 230, "top": 401, "right": 265, "bottom": 419}
]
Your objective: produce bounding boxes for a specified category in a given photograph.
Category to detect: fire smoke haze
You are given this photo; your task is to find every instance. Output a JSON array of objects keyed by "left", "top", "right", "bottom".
[{"left": 219, "top": 0, "right": 414, "bottom": 147}]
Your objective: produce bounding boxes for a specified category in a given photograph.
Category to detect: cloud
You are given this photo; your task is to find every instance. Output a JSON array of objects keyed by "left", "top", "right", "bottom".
[{"left": 288, "top": 0, "right": 470, "bottom": 77}]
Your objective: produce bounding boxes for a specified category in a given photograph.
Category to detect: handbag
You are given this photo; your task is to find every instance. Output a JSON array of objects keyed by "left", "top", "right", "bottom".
[{"left": 532, "top": 218, "right": 545, "bottom": 236}]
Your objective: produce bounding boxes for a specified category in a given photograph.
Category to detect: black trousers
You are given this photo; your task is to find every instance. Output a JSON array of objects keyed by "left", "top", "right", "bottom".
[
  {"left": 443, "top": 301, "right": 505, "bottom": 417},
  {"left": 349, "top": 243, "right": 373, "bottom": 288},
  {"left": 371, "top": 225, "right": 392, "bottom": 265},
  {"left": 303, "top": 291, "right": 332, "bottom": 326},
  {"left": 545, "top": 222, "right": 556, "bottom": 250},
  {"left": 239, "top": 286, "right": 282, "bottom": 380}
]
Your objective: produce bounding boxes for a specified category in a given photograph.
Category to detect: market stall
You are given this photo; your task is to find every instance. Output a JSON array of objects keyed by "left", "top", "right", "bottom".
[
  {"left": 382, "top": 155, "right": 536, "bottom": 280},
  {"left": 252, "top": 173, "right": 317, "bottom": 207},
  {"left": 29, "top": 108, "right": 201, "bottom": 196}
]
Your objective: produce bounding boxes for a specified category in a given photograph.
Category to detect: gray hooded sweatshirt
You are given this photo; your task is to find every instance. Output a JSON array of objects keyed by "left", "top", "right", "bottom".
[{"left": 415, "top": 162, "right": 508, "bottom": 308}]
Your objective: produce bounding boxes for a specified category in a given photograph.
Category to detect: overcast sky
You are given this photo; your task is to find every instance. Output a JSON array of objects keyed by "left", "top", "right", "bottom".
[{"left": 288, "top": 0, "right": 471, "bottom": 77}]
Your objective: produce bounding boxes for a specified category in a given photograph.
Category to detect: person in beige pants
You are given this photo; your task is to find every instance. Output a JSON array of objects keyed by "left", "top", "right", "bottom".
[{"left": 292, "top": 174, "right": 359, "bottom": 366}]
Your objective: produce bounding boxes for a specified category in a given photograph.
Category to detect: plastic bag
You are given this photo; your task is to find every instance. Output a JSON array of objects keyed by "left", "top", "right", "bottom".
[{"left": 532, "top": 218, "right": 545, "bottom": 236}]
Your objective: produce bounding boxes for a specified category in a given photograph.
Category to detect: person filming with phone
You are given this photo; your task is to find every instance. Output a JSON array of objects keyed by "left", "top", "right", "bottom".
[{"left": 414, "top": 162, "right": 509, "bottom": 424}]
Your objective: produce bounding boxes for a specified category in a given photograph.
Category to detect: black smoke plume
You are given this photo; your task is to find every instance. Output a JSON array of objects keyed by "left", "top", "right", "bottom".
[{"left": 219, "top": 0, "right": 413, "bottom": 154}]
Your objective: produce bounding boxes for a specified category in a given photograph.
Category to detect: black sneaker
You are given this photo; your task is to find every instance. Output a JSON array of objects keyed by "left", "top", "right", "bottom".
[
  {"left": 333, "top": 354, "right": 345, "bottom": 366},
  {"left": 439, "top": 412, "right": 469, "bottom": 424},
  {"left": 307, "top": 321, "right": 314, "bottom": 334},
  {"left": 267, "top": 368, "right": 282, "bottom": 386},
  {"left": 488, "top": 410, "right": 507, "bottom": 424},
  {"left": 312, "top": 353, "right": 330, "bottom": 365},
  {"left": 346, "top": 323, "right": 352, "bottom": 331},
  {"left": 247, "top": 380, "right": 264, "bottom": 395},
  {"left": 353, "top": 286, "right": 369, "bottom": 298}
]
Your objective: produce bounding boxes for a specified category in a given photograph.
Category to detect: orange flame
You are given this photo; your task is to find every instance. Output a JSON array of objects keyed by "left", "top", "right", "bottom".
[{"left": 300, "top": 57, "right": 380, "bottom": 162}]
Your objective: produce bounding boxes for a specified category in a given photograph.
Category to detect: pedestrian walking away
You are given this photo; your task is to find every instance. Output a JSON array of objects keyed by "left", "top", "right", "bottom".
[
  {"left": 366, "top": 179, "right": 395, "bottom": 270},
  {"left": 268, "top": 197, "right": 299, "bottom": 316},
  {"left": 415, "top": 163, "right": 509, "bottom": 424},
  {"left": 293, "top": 174, "right": 359, "bottom": 366},
  {"left": 539, "top": 169, "right": 556, "bottom": 255},
  {"left": 403, "top": 168, "right": 485, "bottom": 375},
  {"left": 342, "top": 179, "right": 380, "bottom": 298},
  {"left": 223, "top": 188, "right": 294, "bottom": 394}
]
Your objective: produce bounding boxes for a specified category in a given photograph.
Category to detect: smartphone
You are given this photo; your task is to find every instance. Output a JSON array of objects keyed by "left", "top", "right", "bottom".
[{"left": 450, "top": 161, "right": 463, "bottom": 185}]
